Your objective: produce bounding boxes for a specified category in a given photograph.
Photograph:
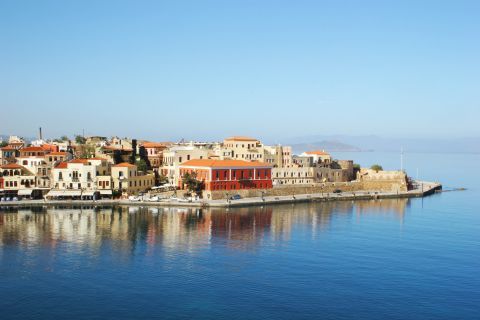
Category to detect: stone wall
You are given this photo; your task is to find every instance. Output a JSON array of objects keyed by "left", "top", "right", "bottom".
[{"left": 204, "top": 176, "right": 407, "bottom": 200}]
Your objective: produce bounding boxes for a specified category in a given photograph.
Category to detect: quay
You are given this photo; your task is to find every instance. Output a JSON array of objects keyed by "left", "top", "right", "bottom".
[{"left": 0, "top": 181, "right": 442, "bottom": 210}]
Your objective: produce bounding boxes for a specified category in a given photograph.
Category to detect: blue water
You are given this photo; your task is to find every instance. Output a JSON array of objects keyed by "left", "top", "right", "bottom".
[{"left": 1, "top": 152, "right": 479, "bottom": 319}]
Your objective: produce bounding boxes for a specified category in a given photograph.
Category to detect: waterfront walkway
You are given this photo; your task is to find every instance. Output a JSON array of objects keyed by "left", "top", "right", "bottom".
[{"left": 0, "top": 181, "right": 442, "bottom": 209}]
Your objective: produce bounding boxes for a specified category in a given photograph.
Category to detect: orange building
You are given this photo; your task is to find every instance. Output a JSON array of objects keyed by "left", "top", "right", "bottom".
[{"left": 179, "top": 159, "right": 272, "bottom": 191}]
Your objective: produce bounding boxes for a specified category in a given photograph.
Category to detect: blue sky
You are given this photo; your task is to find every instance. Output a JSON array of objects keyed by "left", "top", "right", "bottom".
[{"left": 0, "top": 0, "right": 479, "bottom": 142}]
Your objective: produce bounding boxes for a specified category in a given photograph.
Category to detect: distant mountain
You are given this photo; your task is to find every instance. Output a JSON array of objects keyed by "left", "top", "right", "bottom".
[
  {"left": 287, "top": 135, "right": 480, "bottom": 154},
  {"left": 291, "top": 140, "right": 363, "bottom": 154}
]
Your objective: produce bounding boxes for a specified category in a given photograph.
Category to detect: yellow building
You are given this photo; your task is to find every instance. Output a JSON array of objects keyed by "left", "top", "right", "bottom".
[{"left": 111, "top": 163, "right": 155, "bottom": 195}]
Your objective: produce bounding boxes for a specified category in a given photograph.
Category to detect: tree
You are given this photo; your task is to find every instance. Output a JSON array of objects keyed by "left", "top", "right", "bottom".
[
  {"left": 138, "top": 146, "right": 151, "bottom": 170},
  {"left": 136, "top": 159, "right": 148, "bottom": 173},
  {"left": 370, "top": 164, "right": 383, "bottom": 172},
  {"left": 113, "top": 150, "right": 123, "bottom": 164},
  {"left": 130, "top": 139, "right": 137, "bottom": 164},
  {"left": 0, "top": 141, "right": 8, "bottom": 148},
  {"left": 75, "top": 135, "right": 86, "bottom": 145},
  {"left": 182, "top": 172, "right": 203, "bottom": 194},
  {"left": 60, "top": 135, "right": 69, "bottom": 141},
  {"left": 353, "top": 163, "right": 361, "bottom": 170}
]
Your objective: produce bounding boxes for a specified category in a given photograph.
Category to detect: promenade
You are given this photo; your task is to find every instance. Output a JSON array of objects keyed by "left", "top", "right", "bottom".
[{"left": 0, "top": 181, "right": 442, "bottom": 209}]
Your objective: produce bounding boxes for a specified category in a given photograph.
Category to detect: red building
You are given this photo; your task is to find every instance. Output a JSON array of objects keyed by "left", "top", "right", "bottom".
[{"left": 179, "top": 159, "right": 273, "bottom": 191}]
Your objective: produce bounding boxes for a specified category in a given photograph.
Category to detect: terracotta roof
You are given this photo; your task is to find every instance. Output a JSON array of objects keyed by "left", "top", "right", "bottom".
[
  {"left": 113, "top": 162, "right": 136, "bottom": 168},
  {"left": 69, "top": 159, "right": 89, "bottom": 164},
  {"left": 20, "top": 146, "right": 45, "bottom": 152},
  {"left": 0, "top": 147, "right": 16, "bottom": 151},
  {"left": 0, "top": 163, "right": 24, "bottom": 169},
  {"left": 224, "top": 136, "right": 259, "bottom": 142},
  {"left": 55, "top": 162, "right": 68, "bottom": 169},
  {"left": 305, "top": 150, "right": 330, "bottom": 156},
  {"left": 142, "top": 142, "right": 171, "bottom": 148},
  {"left": 180, "top": 159, "right": 271, "bottom": 168}
]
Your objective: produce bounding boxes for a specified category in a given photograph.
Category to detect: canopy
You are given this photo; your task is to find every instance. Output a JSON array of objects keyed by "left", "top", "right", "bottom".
[
  {"left": 18, "top": 189, "right": 33, "bottom": 196},
  {"left": 99, "top": 190, "right": 112, "bottom": 195}
]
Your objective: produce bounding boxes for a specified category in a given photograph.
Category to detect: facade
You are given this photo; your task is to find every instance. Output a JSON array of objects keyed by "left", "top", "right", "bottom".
[
  {"left": 19, "top": 146, "right": 47, "bottom": 158},
  {"left": 111, "top": 163, "right": 155, "bottom": 195},
  {"left": 16, "top": 156, "right": 51, "bottom": 189},
  {"left": 0, "top": 147, "right": 19, "bottom": 165},
  {"left": 220, "top": 136, "right": 265, "bottom": 162},
  {"left": 141, "top": 142, "right": 171, "bottom": 168},
  {"left": 301, "top": 150, "right": 332, "bottom": 164},
  {"left": 0, "top": 163, "right": 38, "bottom": 199},
  {"left": 264, "top": 145, "right": 293, "bottom": 168},
  {"left": 161, "top": 146, "right": 210, "bottom": 185},
  {"left": 48, "top": 158, "right": 112, "bottom": 199},
  {"left": 178, "top": 159, "right": 273, "bottom": 192}
]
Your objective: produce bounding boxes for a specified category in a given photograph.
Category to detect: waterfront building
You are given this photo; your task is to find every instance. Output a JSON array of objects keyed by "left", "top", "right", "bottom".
[
  {"left": 161, "top": 145, "right": 211, "bottom": 185},
  {"left": 220, "top": 136, "right": 265, "bottom": 162},
  {"left": 111, "top": 162, "right": 155, "bottom": 195},
  {"left": 264, "top": 145, "right": 293, "bottom": 168},
  {"left": 0, "top": 163, "right": 39, "bottom": 199},
  {"left": 140, "top": 142, "right": 171, "bottom": 168},
  {"left": 301, "top": 150, "right": 332, "bottom": 164},
  {"left": 178, "top": 159, "right": 273, "bottom": 192},
  {"left": 48, "top": 158, "right": 112, "bottom": 199}
]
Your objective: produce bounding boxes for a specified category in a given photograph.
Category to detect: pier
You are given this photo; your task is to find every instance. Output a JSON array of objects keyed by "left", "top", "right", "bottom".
[{"left": 0, "top": 180, "right": 442, "bottom": 209}]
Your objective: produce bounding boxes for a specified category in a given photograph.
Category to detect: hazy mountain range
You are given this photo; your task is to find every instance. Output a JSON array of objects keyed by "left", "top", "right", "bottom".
[{"left": 286, "top": 135, "right": 480, "bottom": 154}]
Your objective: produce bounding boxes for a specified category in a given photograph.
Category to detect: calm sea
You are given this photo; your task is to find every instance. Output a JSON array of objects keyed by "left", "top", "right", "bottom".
[{"left": 1, "top": 152, "right": 479, "bottom": 320}]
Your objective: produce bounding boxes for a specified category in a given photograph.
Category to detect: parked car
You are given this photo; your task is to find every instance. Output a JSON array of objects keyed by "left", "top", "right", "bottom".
[
  {"left": 230, "top": 194, "right": 242, "bottom": 200},
  {"left": 333, "top": 189, "right": 342, "bottom": 194}
]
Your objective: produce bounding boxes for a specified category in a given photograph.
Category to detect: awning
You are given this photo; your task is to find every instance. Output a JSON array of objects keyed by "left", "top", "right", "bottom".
[
  {"left": 82, "top": 191, "right": 95, "bottom": 196},
  {"left": 99, "top": 190, "right": 112, "bottom": 195},
  {"left": 47, "top": 190, "right": 82, "bottom": 197},
  {"left": 63, "top": 190, "right": 82, "bottom": 196},
  {"left": 18, "top": 189, "right": 33, "bottom": 196},
  {"left": 47, "top": 190, "right": 64, "bottom": 197}
]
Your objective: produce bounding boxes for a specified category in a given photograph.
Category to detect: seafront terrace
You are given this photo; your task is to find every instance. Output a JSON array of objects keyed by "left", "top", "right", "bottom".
[{"left": 0, "top": 181, "right": 442, "bottom": 209}]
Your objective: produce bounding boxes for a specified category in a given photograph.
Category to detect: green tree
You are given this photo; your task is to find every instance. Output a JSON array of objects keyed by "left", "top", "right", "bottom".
[
  {"left": 113, "top": 150, "right": 123, "bottom": 164},
  {"left": 353, "top": 163, "right": 361, "bottom": 170},
  {"left": 75, "top": 135, "right": 86, "bottom": 145},
  {"left": 0, "top": 141, "right": 8, "bottom": 148},
  {"left": 60, "top": 135, "right": 69, "bottom": 141},
  {"left": 182, "top": 172, "right": 203, "bottom": 194},
  {"left": 370, "top": 164, "right": 383, "bottom": 172},
  {"left": 130, "top": 139, "right": 137, "bottom": 164},
  {"left": 136, "top": 159, "right": 148, "bottom": 172},
  {"left": 138, "top": 146, "right": 151, "bottom": 170}
]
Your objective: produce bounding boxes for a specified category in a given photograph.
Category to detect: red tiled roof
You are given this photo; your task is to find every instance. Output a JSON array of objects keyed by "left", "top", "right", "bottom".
[
  {"left": 55, "top": 162, "right": 68, "bottom": 169},
  {"left": 180, "top": 159, "right": 271, "bottom": 168},
  {"left": 20, "top": 146, "right": 45, "bottom": 152},
  {"left": 0, "top": 147, "right": 16, "bottom": 151},
  {"left": 142, "top": 142, "right": 171, "bottom": 148},
  {"left": 0, "top": 163, "right": 24, "bottom": 169},
  {"left": 113, "top": 162, "right": 136, "bottom": 168},
  {"left": 69, "top": 159, "right": 89, "bottom": 164}
]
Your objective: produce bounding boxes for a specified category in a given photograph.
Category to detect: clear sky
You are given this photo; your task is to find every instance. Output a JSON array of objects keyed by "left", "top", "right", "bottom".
[{"left": 0, "top": 0, "right": 479, "bottom": 142}]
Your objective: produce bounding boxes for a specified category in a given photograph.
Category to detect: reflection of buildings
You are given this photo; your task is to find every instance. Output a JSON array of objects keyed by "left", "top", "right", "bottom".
[{"left": 0, "top": 199, "right": 408, "bottom": 255}]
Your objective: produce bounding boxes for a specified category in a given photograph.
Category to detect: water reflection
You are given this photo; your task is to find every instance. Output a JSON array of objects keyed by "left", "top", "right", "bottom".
[{"left": 0, "top": 199, "right": 409, "bottom": 253}]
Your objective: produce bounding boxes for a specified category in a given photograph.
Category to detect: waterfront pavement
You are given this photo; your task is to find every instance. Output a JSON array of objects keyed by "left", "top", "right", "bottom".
[{"left": 0, "top": 181, "right": 442, "bottom": 209}]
